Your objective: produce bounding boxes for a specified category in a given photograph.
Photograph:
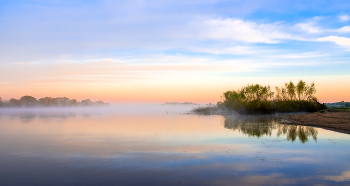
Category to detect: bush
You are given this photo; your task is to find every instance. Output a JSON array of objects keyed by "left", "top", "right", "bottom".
[{"left": 275, "top": 100, "right": 326, "bottom": 112}]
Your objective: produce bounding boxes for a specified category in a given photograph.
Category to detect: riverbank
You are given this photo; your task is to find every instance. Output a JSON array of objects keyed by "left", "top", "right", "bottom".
[{"left": 284, "top": 110, "right": 350, "bottom": 135}]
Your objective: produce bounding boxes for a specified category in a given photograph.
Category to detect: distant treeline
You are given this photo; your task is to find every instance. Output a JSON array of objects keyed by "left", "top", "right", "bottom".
[
  {"left": 0, "top": 96, "right": 109, "bottom": 107},
  {"left": 164, "top": 102, "right": 199, "bottom": 105},
  {"left": 218, "top": 80, "right": 327, "bottom": 114},
  {"left": 325, "top": 101, "right": 350, "bottom": 108}
]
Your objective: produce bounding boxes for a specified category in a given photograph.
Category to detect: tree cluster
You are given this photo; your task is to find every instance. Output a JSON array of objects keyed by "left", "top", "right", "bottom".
[
  {"left": 0, "top": 96, "right": 109, "bottom": 107},
  {"left": 221, "top": 80, "right": 326, "bottom": 114},
  {"left": 275, "top": 81, "right": 316, "bottom": 101}
]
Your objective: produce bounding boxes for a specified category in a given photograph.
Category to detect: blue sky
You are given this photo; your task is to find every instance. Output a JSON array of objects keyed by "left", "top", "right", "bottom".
[{"left": 0, "top": 0, "right": 349, "bottom": 102}]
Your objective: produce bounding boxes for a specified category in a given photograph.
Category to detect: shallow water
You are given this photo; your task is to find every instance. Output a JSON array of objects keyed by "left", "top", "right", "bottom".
[{"left": 0, "top": 106, "right": 350, "bottom": 186}]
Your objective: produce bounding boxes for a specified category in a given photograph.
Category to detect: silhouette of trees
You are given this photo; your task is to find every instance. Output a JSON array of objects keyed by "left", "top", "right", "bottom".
[
  {"left": 20, "top": 96, "right": 37, "bottom": 106},
  {"left": 0, "top": 96, "right": 109, "bottom": 107},
  {"left": 81, "top": 99, "right": 93, "bottom": 106}
]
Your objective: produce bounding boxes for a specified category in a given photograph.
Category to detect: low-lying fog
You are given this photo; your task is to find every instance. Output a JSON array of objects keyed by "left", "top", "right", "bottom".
[{"left": 0, "top": 104, "right": 198, "bottom": 117}]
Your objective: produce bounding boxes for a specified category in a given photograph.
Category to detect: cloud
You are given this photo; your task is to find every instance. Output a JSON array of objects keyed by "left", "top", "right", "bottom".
[
  {"left": 338, "top": 15, "right": 350, "bottom": 22},
  {"left": 324, "top": 171, "right": 350, "bottom": 182},
  {"left": 188, "top": 18, "right": 293, "bottom": 43},
  {"left": 335, "top": 26, "right": 350, "bottom": 33},
  {"left": 317, "top": 36, "right": 350, "bottom": 48},
  {"left": 188, "top": 46, "right": 258, "bottom": 55},
  {"left": 295, "top": 22, "right": 321, "bottom": 34},
  {"left": 0, "top": 53, "right": 335, "bottom": 86},
  {"left": 294, "top": 16, "right": 325, "bottom": 34},
  {"left": 267, "top": 52, "right": 327, "bottom": 59}
]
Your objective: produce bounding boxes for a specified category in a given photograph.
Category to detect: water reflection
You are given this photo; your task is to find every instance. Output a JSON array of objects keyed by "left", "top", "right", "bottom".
[
  {"left": 224, "top": 115, "right": 318, "bottom": 143},
  {"left": 1, "top": 110, "right": 319, "bottom": 143},
  {"left": 0, "top": 107, "right": 349, "bottom": 186}
]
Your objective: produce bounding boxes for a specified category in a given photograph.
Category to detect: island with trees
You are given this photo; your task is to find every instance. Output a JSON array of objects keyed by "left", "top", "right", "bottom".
[
  {"left": 192, "top": 80, "right": 350, "bottom": 134},
  {"left": 0, "top": 96, "right": 109, "bottom": 107},
  {"left": 193, "top": 80, "right": 326, "bottom": 115}
]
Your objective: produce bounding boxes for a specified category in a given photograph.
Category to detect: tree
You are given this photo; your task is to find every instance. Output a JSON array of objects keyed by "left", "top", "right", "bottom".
[
  {"left": 296, "top": 80, "right": 306, "bottom": 100},
  {"left": 276, "top": 80, "right": 316, "bottom": 101},
  {"left": 81, "top": 99, "right": 93, "bottom": 106},
  {"left": 70, "top": 99, "right": 79, "bottom": 106},
  {"left": 241, "top": 84, "right": 274, "bottom": 102},
  {"left": 20, "top": 96, "right": 37, "bottom": 106},
  {"left": 275, "top": 81, "right": 296, "bottom": 101},
  {"left": 38, "top": 97, "right": 54, "bottom": 106},
  {"left": 286, "top": 81, "right": 296, "bottom": 100},
  {"left": 223, "top": 84, "right": 275, "bottom": 114},
  {"left": 9, "top": 98, "right": 21, "bottom": 107}
]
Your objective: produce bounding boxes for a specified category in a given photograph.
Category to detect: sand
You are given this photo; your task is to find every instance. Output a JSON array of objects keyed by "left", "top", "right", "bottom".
[{"left": 285, "top": 111, "right": 350, "bottom": 135}]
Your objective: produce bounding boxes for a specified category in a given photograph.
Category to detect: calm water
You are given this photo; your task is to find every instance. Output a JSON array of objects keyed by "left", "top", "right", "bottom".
[{"left": 0, "top": 106, "right": 350, "bottom": 186}]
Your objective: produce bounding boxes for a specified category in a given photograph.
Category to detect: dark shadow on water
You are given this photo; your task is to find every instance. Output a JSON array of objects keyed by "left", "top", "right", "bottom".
[{"left": 224, "top": 115, "right": 318, "bottom": 143}]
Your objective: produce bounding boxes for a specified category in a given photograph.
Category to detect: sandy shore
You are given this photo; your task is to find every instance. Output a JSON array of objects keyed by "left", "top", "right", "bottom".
[{"left": 285, "top": 111, "right": 350, "bottom": 135}]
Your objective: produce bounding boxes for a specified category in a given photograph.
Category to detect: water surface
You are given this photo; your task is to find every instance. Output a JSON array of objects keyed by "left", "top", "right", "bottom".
[{"left": 0, "top": 106, "right": 349, "bottom": 185}]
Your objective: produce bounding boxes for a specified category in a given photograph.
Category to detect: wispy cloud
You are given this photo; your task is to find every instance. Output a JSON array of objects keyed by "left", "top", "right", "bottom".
[
  {"left": 317, "top": 36, "right": 350, "bottom": 48},
  {"left": 0, "top": 53, "right": 338, "bottom": 86},
  {"left": 188, "top": 18, "right": 293, "bottom": 43},
  {"left": 294, "top": 16, "right": 323, "bottom": 34},
  {"left": 335, "top": 26, "right": 350, "bottom": 33},
  {"left": 266, "top": 52, "right": 328, "bottom": 59},
  {"left": 188, "top": 46, "right": 259, "bottom": 55},
  {"left": 339, "top": 15, "right": 350, "bottom": 22}
]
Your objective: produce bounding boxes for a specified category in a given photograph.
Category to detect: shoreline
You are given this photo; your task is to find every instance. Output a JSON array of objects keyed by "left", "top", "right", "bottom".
[
  {"left": 283, "top": 111, "right": 350, "bottom": 135},
  {"left": 190, "top": 106, "right": 350, "bottom": 135}
]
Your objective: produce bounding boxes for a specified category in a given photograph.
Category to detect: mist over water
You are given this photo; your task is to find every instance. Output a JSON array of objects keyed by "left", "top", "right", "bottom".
[
  {"left": 0, "top": 104, "right": 194, "bottom": 114},
  {"left": 0, "top": 105, "right": 350, "bottom": 185}
]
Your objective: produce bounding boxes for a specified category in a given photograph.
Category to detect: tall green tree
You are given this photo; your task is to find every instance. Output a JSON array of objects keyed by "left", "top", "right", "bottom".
[
  {"left": 296, "top": 80, "right": 306, "bottom": 100},
  {"left": 276, "top": 80, "right": 316, "bottom": 101},
  {"left": 286, "top": 81, "right": 296, "bottom": 100}
]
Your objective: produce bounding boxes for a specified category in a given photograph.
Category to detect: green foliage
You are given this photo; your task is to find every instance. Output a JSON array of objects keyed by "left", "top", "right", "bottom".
[
  {"left": 223, "top": 84, "right": 275, "bottom": 114},
  {"left": 275, "top": 100, "right": 326, "bottom": 112},
  {"left": 222, "top": 80, "right": 325, "bottom": 114},
  {"left": 241, "top": 84, "right": 274, "bottom": 102},
  {"left": 275, "top": 80, "right": 316, "bottom": 101}
]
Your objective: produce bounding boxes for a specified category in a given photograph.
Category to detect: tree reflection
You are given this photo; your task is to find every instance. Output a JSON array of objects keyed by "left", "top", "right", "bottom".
[
  {"left": 224, "top": 115, "right": 317, "bottom": 143},
  {"left": 1, "top": 113, "right": 80, "bottom": 123},
  {"left": 276, "top": 124, "right": 318, "bottom": 143}
]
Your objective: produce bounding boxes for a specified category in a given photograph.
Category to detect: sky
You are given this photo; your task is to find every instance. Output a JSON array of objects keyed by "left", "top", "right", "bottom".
[{"left": 0, "top": 0, "right": 350, "bottom": 103}]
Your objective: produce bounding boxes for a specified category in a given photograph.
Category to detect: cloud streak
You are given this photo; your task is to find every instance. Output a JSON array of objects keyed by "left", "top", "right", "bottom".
[
  {"left": 317, "top": 36, "right": 350, "bottom": 48},
  {"left": 187, "top": 18, "right": 293, "bottom": 43}
]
